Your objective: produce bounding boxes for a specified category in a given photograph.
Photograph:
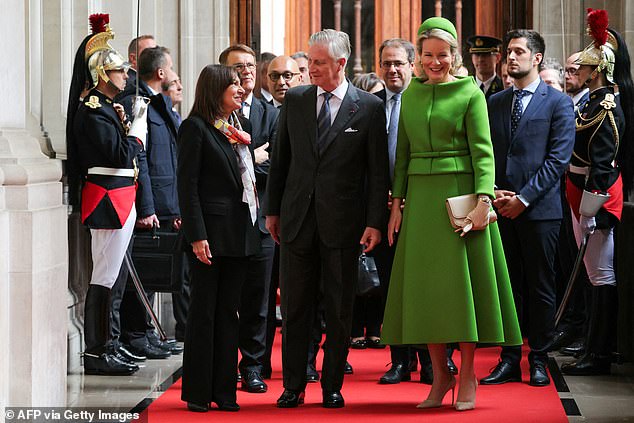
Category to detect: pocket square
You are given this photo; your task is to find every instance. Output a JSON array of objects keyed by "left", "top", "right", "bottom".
[{"left": 344, "top": 128, "right": 358, "bottom": 133}]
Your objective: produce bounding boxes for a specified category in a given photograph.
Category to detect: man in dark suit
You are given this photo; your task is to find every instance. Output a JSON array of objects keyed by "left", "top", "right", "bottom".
[
  {"left": 219, "top": 44, "right": 279, "bottom": 393},
  {"left": 265, "top": 29, "right": 389, "bottom": 408},
  {"left": 481, "top": 29, "right": 575, "bottom": 387},
  {"left": 467, "top": 35, "right": 504, "bottom": 99},
  {"left": 550, "top": 51, "right": 592, "bottom": 356},
  {"left": 117, "top": 46, "right": 184, "bottom": 359}
]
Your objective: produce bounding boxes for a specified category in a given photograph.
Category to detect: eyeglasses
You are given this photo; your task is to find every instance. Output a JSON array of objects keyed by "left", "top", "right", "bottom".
[
  {"left": 381, "top": 61, "right": 409, "bottom": 69},
  {"left": 232, "top": 62, "right": 256, "bottom": 72},
  {"left": 269, "top": 71, "right": 300, "bottom": 82},
  {"left": 565, "top": 67, "right": 580, "bottom": 76}
]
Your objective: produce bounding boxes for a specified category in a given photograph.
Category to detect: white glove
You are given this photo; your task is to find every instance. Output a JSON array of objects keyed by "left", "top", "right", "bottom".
[
  {"left": 128, "top": 96, "right": 149, "bottom": 147},
  {"left": 579, "top": 215, "right": 596, "bottom": 236}
]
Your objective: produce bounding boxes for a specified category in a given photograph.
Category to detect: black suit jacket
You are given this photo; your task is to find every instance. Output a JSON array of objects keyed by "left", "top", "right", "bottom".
[
  {"left": 265, "top": 83, "right": 389, "bottom": 248},
  {"left": 249, "top": 96, "right": 279, "bottom": 234},
  {"left": 177, "top": 114, "right": 260, "bottom": 257}
]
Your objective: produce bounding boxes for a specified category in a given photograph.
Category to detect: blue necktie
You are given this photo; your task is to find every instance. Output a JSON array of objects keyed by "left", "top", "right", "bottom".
[
  {"left": 317, "top": 92, "right": 333, "bottom": 152},
  {"left": 387, "top": 93, "right": 401, "bottom": 180},
  {"left": 511, "top": 90, "right": 528, "bottom": 137}
]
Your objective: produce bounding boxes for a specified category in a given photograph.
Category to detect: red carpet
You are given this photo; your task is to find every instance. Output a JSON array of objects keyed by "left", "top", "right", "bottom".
[{"left": 142, "top": 336, "right": 568, "bottom": 422}]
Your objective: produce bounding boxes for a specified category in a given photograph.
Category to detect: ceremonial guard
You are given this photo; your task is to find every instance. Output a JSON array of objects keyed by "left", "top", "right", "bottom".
[
  {"left": 66, "top": 14, "right": 148, "bottom": 375},
  {"left": 561, "top": 9, "right": 634, "bottom": 376}
]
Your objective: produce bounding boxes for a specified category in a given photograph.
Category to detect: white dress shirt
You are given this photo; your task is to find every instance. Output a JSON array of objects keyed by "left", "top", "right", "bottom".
[{"left": 316, "top": 79, "right": 349, "bottom": 125}]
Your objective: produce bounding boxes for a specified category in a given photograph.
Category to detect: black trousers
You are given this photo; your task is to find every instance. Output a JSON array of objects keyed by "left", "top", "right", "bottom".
[
  {"left": 239, "top": 233, "right": 275, "bottom": 373},
  {"left": 498, "top": 217, "right": 561, "bottom": 366},
  {"left": 280, "top": 206, "right": 357, "bottom": 392},
  {"left": 181, "top": 255, "right": 248, "bottom": 405},
  {"left": 555, "top": 197, "right": 590, "bottom": 337}
]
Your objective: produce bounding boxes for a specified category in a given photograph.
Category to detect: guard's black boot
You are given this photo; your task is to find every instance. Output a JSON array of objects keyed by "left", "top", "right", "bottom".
[
  {"left": 83, "top": 285, "right": 138, "bottom": 375},
  {"left": 561, "top": 285, "right": 617, "bottom": 376}
]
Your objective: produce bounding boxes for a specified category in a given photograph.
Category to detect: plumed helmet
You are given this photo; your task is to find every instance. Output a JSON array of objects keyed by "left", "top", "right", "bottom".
[
  {"left": 85, "top": 14, "right": 130, "bottom": 88},
  {"left": 575, "top": 8, "right": 618, "bottom": 83}
]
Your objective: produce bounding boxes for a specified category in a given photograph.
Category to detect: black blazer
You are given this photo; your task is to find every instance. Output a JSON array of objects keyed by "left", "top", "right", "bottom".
[
  {"left": 265, "top": 83, "right": 389, "bottom": 248},
  {"left": 249, "top": 96, "right": 279, "bottom": 234},
  {"left": 177, "top": 114, "right": 260, "bottom": 257}
]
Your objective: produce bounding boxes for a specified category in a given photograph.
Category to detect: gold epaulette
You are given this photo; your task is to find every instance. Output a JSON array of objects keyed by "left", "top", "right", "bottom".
[
  {"left": 84, "top": 95, "right": 102, "bottom": 109},
  {"left": 574, "top": 92, "right": 620, "bottom": 165}
]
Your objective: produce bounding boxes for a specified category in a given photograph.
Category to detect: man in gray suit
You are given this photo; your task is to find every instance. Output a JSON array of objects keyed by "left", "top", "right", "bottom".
[{"left": 265, "top": 29, "right": 389, "bottom": 409}]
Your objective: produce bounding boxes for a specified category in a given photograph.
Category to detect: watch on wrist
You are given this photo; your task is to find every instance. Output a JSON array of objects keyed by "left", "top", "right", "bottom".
[{"left": 478, "top": 196, "right": 491, "bottom": 205}]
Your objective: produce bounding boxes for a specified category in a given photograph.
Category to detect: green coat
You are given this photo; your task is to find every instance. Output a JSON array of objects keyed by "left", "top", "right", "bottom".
[{"left": 381, "top": 76, "right": 522, "bottom": 345}]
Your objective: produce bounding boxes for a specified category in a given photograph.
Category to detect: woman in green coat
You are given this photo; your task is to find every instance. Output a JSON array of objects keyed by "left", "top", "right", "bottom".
[{"left": 381, "top": 17, "right": 522, "bottom": 411}]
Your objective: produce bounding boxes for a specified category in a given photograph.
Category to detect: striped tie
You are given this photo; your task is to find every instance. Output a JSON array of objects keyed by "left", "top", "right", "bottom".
[{"left": 317, "top": 92, "right": 333, "bottom": 152}]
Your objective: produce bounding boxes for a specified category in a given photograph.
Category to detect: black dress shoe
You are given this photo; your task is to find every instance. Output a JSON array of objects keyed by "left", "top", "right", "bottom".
[
  {"left": 529, "top": 363, "right": 550, "bottom": 386},
  {"left": 126, "top": 341, "right": 171, "bottom": 359},
  {"left": 379, "top": 363, "right": 411, "bottom": 384},
  {"left": 148, "top": 334, "right": 184, "bottom": 355},
  {"left": 306, "top": 364, "right": 320, "bottom": 383},
  {"left": 560, "top": 340, "right": 585, "bottom": 357},
  {"left": 550, "top": 330, "right": 577, "bottom": 351},
  {"left": 419, "top": 362, "right": 433, "bottom": 385},
  {"left": 367, "top": 338, "right": 386, "bottom": 349},
  {"left": 447, "top": 356, "right": 458, "bottom": 375},
  {"left": 323, "top": 390, "right": 345, "bottom": 408},
  {"left": 83, "top": 352, "right": 139, "bottom": 376},
  {"left": 561, "top": 354, "right": 611, "bottom": 376},
  {"left": 350, "top": 338, "right": 368, "bottom": 349},
  {"left": 215, "top": 401, "right": 240, "bottom": 411},
  {"left": 111, "top": 348, "right": 140, "bottom": 370},
  {"left": 344, "top": 361, "right": 354, "bottom": 375},
  {"left": 241, "top": 371, "right": 268, "bottom": 393},
  {"left": 187, "top": 401, "right": 209, "bottom": 412},
  {"left": 277, "top": 389, "right": 305, "bottom": 408},
  {"left": 480, "top": 361, "right": 522, "bottom": 385},
  {"left": 117, "top": 344, "right": 146, "bottom": 362}
]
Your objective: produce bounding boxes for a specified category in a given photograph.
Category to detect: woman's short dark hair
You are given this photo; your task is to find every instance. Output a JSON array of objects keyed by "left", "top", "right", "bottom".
[{"left": 189, "top": 65, "right": 238, "bottom": 122}]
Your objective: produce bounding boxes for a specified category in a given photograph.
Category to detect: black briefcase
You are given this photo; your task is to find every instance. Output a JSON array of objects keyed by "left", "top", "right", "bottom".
[{"left": 131, "top": 225, "right": 185, "bottom": 293}]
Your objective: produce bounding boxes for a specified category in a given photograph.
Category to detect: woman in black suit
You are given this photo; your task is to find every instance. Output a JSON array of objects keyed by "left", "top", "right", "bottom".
[{"left": 178, "top": 65, "right": 260, "bottom": 412}]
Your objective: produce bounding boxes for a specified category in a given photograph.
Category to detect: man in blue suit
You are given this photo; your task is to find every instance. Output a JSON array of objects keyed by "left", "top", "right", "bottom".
[{"left": 481, "top": 29, "right": 575, "bottom": 387}]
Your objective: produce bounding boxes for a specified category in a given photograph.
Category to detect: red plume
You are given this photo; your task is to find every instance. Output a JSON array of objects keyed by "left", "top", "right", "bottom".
[
  {"left": 587, "top": 8, "right": 608, "bottom": 47},
  {"left": 89, "top": 13, "right": 109, "bottom": 34}
]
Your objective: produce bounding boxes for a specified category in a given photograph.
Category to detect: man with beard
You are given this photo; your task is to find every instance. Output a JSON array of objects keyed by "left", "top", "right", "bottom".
[{"left": 481, "top": 29, "right": 575, "bottom": 387}]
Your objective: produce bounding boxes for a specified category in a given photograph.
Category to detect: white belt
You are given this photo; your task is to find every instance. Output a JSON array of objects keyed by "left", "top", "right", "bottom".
[
  {"left": 87, "top": 167, "right": 136, "bottom": 177},
  {"left": 569, "top": 164, "right": 589, "bottom": 176}
]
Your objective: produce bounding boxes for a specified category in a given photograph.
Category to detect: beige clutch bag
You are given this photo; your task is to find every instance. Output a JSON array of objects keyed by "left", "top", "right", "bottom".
[{"left": 445, "top": 194, "right": 497, "bottom": 229}]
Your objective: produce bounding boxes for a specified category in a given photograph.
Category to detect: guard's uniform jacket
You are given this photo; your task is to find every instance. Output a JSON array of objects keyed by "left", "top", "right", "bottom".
[
  {"left": 485, "top": 75, "right": 504, "bottom": 100},
  {"left": 567, "top": 86, "right": 624, "bottom": 227},
  {"left": 73, "top": 88, "right": 144, "bottom": 228}
]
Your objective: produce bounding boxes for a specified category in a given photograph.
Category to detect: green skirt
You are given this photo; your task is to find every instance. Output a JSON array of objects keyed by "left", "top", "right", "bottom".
[{"left": 381, "top": 172, "right": 522, "bottom": 346}]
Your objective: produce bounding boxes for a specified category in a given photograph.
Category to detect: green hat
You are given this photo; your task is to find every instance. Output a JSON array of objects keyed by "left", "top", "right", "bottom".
[{"left": 417, "top": 17, "right": 458, "bottom": 40}]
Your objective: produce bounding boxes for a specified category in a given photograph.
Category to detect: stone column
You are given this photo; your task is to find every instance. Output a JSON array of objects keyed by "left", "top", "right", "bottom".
[{"left": 0, "top": 0, "right": 68, "bottom": 411}]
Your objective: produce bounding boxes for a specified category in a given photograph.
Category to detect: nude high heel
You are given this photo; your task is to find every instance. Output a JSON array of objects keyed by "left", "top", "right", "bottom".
[
  {"left": 455, "top": 376, "right": 478, "bottom": 411},
  {"left": 416, "top": 375, "right": 456, "bottom": 409}
]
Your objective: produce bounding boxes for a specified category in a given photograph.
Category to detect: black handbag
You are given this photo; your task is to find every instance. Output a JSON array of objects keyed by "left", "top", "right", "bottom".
[
  {"left": 357, "top": 252, "right": 381, "bottom": 296},
  {"left": 131, "top": 224, "right": 185, "bottom": 293}
]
